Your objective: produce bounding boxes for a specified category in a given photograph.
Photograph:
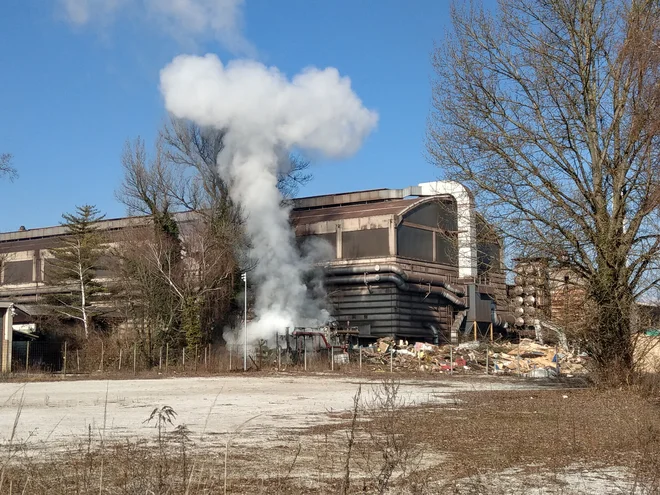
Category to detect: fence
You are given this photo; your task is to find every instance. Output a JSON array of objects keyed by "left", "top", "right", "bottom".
[
  {"left": 11, "top": 341, "right": 64, "bottom": 373},
  {"left": 62, "top": 342, "right": 341, "bottom": 375},
  {"left": 5, "top": 341, "right": 501, "bottom": 377},
  {"left": 5, "top": 340, "right": 393, "bottom": 376}
]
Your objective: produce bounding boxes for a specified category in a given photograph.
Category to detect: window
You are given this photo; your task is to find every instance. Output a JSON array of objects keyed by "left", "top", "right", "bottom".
[
  {"left": 3, "top": 260, "right": 33, "bottom": 284},
  {"left": 404, "top": 201, "right": 457, "bottom": 231},
  {"left": 296, "top": 233, "right": 337, "bottom": 260},
  {"left": 435, "top": 232, "right": 458, "bottom": 265},
  {"left": 397, "top": 226, "right": 433, "bottom": 261},
  {"left": 342, "top": 229, "right": 389, "bottom": 259}
]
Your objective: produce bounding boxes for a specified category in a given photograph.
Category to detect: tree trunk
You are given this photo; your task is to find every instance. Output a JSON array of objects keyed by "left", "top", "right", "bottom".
[
  {"left": 588, "top": 272, "right": 635, "bottom": 383},
  {"left": 79, "top": 264, "right": 88, "bottom": 339}
]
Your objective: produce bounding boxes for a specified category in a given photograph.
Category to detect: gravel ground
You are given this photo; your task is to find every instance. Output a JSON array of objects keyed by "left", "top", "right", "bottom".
[{"left": 0, "top": 374, "right": 538, "bottom": 449}]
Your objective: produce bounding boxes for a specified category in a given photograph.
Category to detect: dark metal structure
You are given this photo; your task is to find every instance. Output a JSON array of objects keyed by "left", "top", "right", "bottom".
[{"left": 291, "top": 181, "right": 512, "bottom": 343}]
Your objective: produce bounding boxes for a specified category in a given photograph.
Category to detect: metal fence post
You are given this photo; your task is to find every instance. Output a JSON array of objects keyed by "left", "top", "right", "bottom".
[
  {"left": 183, "top": 347, "right": 186, "bottom": 371},
  {"left": 165, "top": 343, "right": 169, "bottom": 373},
  {"left": 63, "top": 341, "right": 67, "bottom": 378},
  {"left": 359, "top": 346, "right": 362, "bottom": 372},
  {"left": 194, "top": 346, "right": 198, "bottom": 372},
  {"left": 331, "top": 346, "right": 334, "bottom": 371},
  {"left": 100, "top": 341, "right": 104, "bottom": 373},
  {"left": 304, "top": 341, "right": 307, "bottom": 372},
  {"left": 119, "top": 348, "right": 122, "bottom": 371},
  {"left": 390, "top": 348, "right": 393, "bottom": 373},
  {"left": 450, "top": 345, "right": 453, "bottom": 375},
  {"left": 133, "top": 343, "right": 137, "bottom": 375},
  {"left": 276, "top": 332, "right": 280, "bottom": 371},
  {"left": 229, "top": 345, "right": 232, "bottom": 371},
  {"left": 25, "top": 341, "right": 30, "bottom": 374},
  {"left": 486, "top": 345, "right": 489, "bottom": 375},
  {"left": 76, "top": 349, "right": 80, "bottom": 373},
  {"left": 159, "top": 346, "right": 163, "bottom": 370}
]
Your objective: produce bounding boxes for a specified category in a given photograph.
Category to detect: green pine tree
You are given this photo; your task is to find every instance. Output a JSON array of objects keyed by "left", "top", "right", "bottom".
[{"left": 47, "top": 205, "right": 106, "bottom": 338}]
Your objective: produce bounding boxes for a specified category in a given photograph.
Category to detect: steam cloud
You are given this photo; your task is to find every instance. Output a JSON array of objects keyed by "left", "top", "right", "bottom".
[
  {"left": 160, "top": 54, "right": 378, "bottom": 342},
  {"left": 60, "top": 0, "right": 254, "bottom": 56}
]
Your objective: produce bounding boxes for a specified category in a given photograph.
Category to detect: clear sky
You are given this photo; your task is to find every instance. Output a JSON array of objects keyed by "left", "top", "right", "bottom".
[{"left": 0, "top": 0, "right": 465, "bottom": 232}]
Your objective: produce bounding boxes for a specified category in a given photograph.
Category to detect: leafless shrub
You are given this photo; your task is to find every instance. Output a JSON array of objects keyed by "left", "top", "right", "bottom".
[{"left": 354, "top": 380, "right": 426, "bottom": 493}]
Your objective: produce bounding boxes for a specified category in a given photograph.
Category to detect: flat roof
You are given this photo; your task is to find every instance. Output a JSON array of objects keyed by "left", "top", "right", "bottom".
[{"left": 0, "top": 184, "right": 454, "bottom": 240}]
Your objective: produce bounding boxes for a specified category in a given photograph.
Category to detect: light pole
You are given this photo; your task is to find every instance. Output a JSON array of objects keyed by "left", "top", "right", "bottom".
[{"left": 241, "top": 272, "right": 247, "bottom": 371}]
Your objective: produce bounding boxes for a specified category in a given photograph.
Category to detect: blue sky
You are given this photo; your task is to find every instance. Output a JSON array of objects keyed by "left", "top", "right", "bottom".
[{"left": 0, "top": 0, "right": 463, "bottom": 232}]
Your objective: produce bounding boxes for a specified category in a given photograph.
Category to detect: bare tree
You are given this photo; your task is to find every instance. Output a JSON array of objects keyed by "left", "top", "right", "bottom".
[
  {"left": 111, "top": 224, "right": 181, "bottom": 358},
  {"left": 115, "top": 131, "right": 245, "bottom": 350},
  {"left": 427, "top": 0, "right": 660, "bottom": 379},
  {"left": 159, "top": 117, "right": 312, "bottom": 203},
  {"left": 115, "top": 119, "right": 312, "bottom": 349},
  {"left": 0, "top": 153, "right": 17, "bottom": 181}
]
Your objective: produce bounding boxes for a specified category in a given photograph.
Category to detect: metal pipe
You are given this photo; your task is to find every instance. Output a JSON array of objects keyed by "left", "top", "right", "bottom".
[
  {"left": 324, "top": 264, "right": 465, "bottom": 296},
  {"left": 325, "top": 273, "right": 468, "bottom": 308},
  {"left": 242, "top": 272, "right": 247, "bottom": 372},
  {"left": 491, "top": 304, "right": 515, "bottom": 328},
  {"left": 427, "top": 324, "right": 440, "bottom": 345},
  {"left": 291, "top": 330, "right": 330, "bottom": 349}
]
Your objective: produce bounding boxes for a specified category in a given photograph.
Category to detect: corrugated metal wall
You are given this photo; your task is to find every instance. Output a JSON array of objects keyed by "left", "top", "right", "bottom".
[{"left": 328, "top": 281, "right": 454, "bottom": 342}]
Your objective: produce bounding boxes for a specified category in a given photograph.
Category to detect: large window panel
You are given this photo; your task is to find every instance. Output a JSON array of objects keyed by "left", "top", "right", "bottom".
[
  {"left": 296, "top": 233, "right": 337, "bottom": 260},
  {"left": 404, "top": 201, "right": 457, "bottom": 231},
  {"left": 397, "top": 226, "right": 433, "bottom": 261},
  {"left": 435, "top": 232, "right": 458, "bottom": 265},
  {"left": 342, "top": 229, "right": 389, "bottom": 259},
  {"left": 3, "top": 260, "right": 33, "bottom": 284},
  {"left": 478, "top": 242, "right": 501, "bottom": 274}
]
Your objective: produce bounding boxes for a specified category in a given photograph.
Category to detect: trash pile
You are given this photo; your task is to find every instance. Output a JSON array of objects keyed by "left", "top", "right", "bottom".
[{"left": 360, "top": 338, "right": 588, "bottom": 377}]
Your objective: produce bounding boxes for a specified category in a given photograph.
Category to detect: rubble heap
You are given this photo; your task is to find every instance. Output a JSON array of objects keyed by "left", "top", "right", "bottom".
[{"left": 359, "top": 338, "right": 588, "bottom": 377}]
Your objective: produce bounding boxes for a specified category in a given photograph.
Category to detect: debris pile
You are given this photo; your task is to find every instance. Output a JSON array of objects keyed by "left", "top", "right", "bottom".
[{"left": 359, "top": 338, "right": 588, "bottom": 377}]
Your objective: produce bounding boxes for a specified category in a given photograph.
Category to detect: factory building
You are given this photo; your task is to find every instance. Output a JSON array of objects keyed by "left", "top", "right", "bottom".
[
  {"left": 0, "top": 181, "right": 512, "bottom": 359},
  {"left": 292, "top": 181, "right": 511, "bottom": 343}
]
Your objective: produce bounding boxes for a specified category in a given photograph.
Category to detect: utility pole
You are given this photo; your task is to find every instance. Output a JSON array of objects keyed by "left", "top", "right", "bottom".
[{"left": 242, "top": 272, "right": 247, "bottom": 372}]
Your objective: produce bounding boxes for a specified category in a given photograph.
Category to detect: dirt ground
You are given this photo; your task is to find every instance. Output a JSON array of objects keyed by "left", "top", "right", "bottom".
[
  {"left": 1, "top": 374, "right": 658, "bottom": 494},
  {"left": 0, "top": 373, "right": 536, "bottom": 449}
]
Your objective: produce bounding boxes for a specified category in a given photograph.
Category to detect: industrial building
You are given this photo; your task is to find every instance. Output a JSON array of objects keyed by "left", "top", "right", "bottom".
[
  {"left": 0, "top": 180, "right": 513, "bottom": 370},
  {"left": 292, "top": 181, "right": 511, "bottom": 343}
]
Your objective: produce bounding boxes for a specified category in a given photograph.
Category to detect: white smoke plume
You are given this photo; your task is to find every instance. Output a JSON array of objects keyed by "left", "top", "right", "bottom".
[
  {"left": 59, "top": 0, "right": 254, "bottom": 56},
  {"left": 160, "top": 54, "right": 378, "bottom": 342}
]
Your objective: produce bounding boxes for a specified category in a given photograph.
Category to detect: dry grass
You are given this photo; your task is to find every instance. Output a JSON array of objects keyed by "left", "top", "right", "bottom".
[{"left": 0, "top": 381, "right": 659, "bottom": 494}]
